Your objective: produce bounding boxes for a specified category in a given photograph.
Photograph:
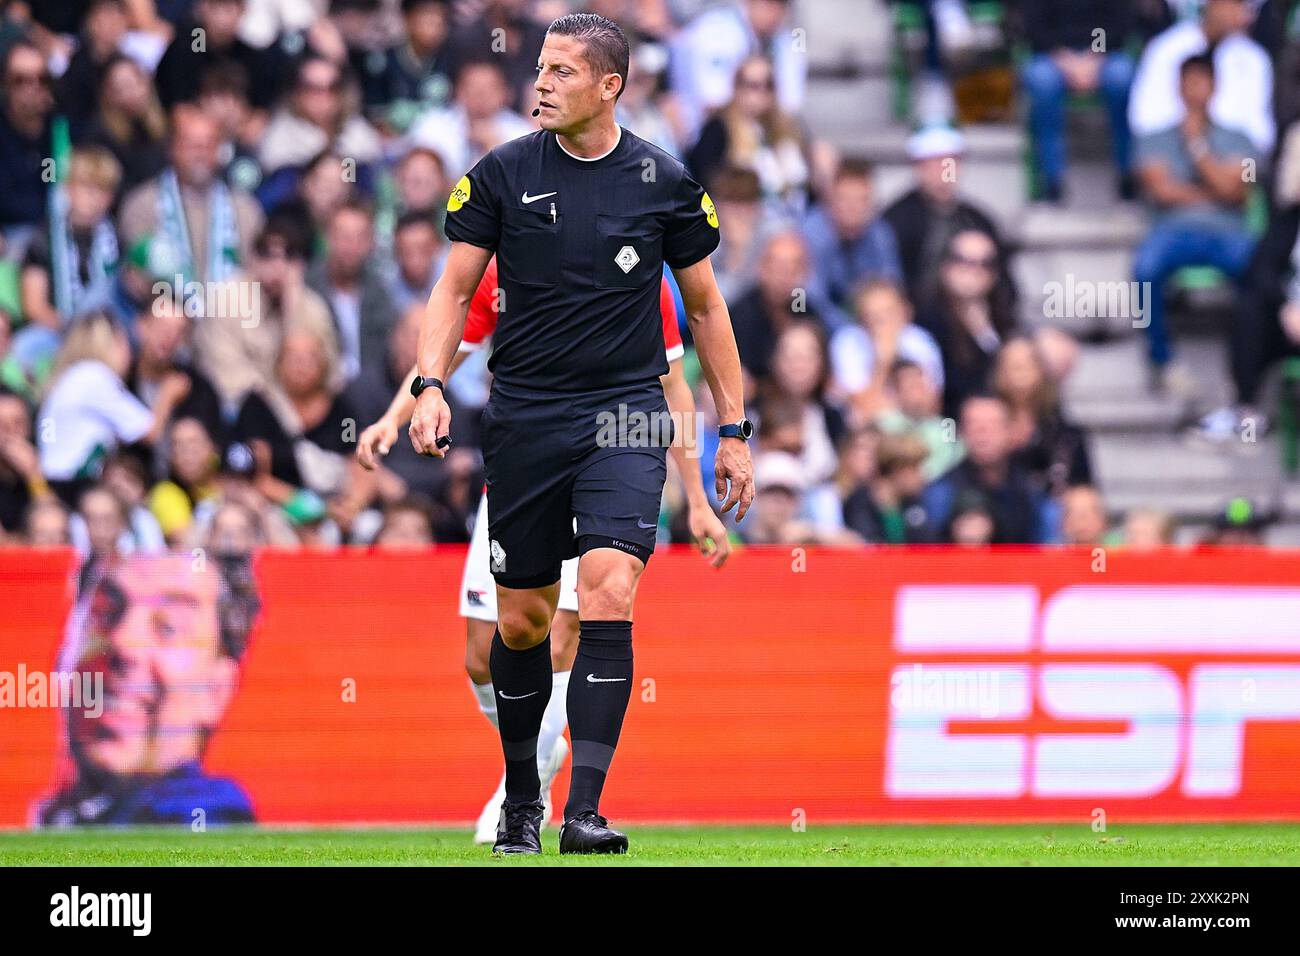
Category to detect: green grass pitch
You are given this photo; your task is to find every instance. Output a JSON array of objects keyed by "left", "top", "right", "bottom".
[{"left": 1, "top": 823, "right": 1298, "bottom": 866}]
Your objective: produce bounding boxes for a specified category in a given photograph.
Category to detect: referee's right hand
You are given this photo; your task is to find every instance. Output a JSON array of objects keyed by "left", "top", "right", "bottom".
[{"left": 410, "top": 390, "right": 453, "bottom": 459}]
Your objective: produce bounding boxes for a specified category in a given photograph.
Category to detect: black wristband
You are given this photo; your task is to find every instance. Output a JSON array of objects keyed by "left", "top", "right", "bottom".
[{"left": 410, "top": 375, "right": 445, "bottom": 398}]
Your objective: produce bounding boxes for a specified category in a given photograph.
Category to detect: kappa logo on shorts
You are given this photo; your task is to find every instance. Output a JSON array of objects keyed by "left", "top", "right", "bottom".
[
  {"left": 489, "top": 539, "right": 507, "bottom": 573},
  {"left": 614, "top": 245, "right": 640, "bottom": 274}
]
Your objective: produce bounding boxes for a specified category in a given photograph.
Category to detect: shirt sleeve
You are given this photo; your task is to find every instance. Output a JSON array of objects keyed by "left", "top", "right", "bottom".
[
  {"left": 443, "top": 152, "right": 503, "bottom": 251},
  {"left": 659, "top": 275, "right": 684, "bottom": 362},
  {"left": 90, "top": 366, "right": 153, "bottom": 443},
  {"left": 460, "top": 256, "right": 499, "bottom": 351},
  {"left": 662, "top": 166, "right": 721, "bottom": 270}
]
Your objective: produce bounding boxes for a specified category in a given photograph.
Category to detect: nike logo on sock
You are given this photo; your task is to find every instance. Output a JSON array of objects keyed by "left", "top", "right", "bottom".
[
  {"left": 586, "top": 674, "right": 628, "bottom": 684},
  {"left": 499, "top": 690, "right": 540, "bottom": 699}
]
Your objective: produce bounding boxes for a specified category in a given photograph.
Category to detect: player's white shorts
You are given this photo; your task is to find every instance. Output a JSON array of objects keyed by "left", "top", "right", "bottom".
[{"left": 459, "top": 493, "right": 579, "bottom": 621}]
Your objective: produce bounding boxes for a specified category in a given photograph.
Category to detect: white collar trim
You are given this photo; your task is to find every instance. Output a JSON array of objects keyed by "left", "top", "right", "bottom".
[{"left": 556, "top": 126, "right": 622, "bottom": 162}]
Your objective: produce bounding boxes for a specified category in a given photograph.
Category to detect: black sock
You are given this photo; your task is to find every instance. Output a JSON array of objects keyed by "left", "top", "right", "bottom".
[
  {"left": 489, "top": 630, "right": 552, "bottom": 804},
  {"left": 565, "top": 620, "right": 633, "bottom": 819}
]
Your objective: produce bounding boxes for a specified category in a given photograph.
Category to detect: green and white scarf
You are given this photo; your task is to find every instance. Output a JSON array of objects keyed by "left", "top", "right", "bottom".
[
  {"left": 156, "top": 168, "right": 240, "bottom": 285},
  {"left": 49, "top": 196, "right": 118, "bottom": 319}
]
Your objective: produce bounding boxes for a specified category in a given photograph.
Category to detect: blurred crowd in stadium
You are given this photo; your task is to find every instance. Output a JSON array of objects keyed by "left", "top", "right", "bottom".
[{"left": 0, "top": 0, "right": 1292, "bottom": 559}]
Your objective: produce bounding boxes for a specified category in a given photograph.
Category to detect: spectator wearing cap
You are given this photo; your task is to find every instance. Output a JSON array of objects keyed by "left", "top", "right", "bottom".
[
  {"left": 119, "top": 106, "right": 264, "bottom": 287},
  {"left": 802, "top": 159, "right": 902, "bottom": 312},
  {"left": 258, "top": 54, "right": 383, "bottom": 180},
  {"left": 0, "top": 41, "right": 55, "bottom": 241},
  {"left": 843, "top": 430, "right": 931, "bottom": 544},
  {"left": 1201, "top": 496, "right": 1271, "bottom": 546},
  {"left": 1131, "top": 53, "right": 1257, "bottom": 392},
  {"left": 153, "top": 0, "right": 287, "bottom": 115},
  {"left": 195, "top": 218, "right": 339, "bottom": 406},
  {"left": 79, "top": 53, "right": 168, "bottom": 203},
  {"left": 670, "top": 0, "right": 805, "bottom": 142},
  {"left": 831, "top": 279, "right": 943, "bottom": 425},
  {"left": 1019, "top": 0, "right": 1138, "bottom": 202},
  {"left": 919, "top": 393, "right": 1056, "bottom": 544},
  {"left": 1129, "top": 0, "right": 1273, "bottom": 155},
  {"left": 881, "top": 126, "right": 1014, "bottom": 306}
]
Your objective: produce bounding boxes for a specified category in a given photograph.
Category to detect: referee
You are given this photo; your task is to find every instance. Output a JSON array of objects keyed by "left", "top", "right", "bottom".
[{"left": 410, "top": 12, "right": 754, "bottom": 855}]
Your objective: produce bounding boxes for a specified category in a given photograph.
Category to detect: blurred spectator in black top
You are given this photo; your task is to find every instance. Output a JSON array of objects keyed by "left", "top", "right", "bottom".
[
  {"left": 445, "top": 0, "right": 548, "bottom": 113},
  {"left": 991, "top": 335, "right": 1092, "bottom": 496},
  {"left": 916, "top": 228, "right": 1018, "bottom": 419},
  {"left": 729, "top": 230, "right": 829, "bottom": 389},
  {"left": 0, "top": 41, "right": 54, "bottom": 237},
  {"left": 259, "top": 54, "right": 383, "bottom": 180},
  {"left": 127, "top": 292, "right": 226, "bottom": 474},
  {"left": 196, "top": 62, "right": 264, "bottom": 198},
  {"left": 843, "top": 430, "right": 931, "bottom": 544},
  {"left": 882, "top": 125, "right": 1014, "bottom": 306},
  {"left": 0, "top": 386, "right": 42, "bottom": 536},
  {"left": 79, "top": 54, "right": 168, "bottom": 202},
  {"left": 920, "top": 394, "right": 1054, "bottom": 543},
  {"left": 153, "top": 0, "right": 286, "bottom": 113},
  {"left": 308, "top": 197, "right": 396, "bottom": 382},
  {"left": 57, "top": 0, "right": 128, "bottom": 138},
  {"left": 232, "top": 324, "right": 372, "bottom": 530},
  {"left": 363, "top": 0, "right": 456, "bottom": 132}
]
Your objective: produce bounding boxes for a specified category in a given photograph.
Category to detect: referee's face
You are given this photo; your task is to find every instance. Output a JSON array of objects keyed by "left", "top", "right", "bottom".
[{"left": 534, "top": 34, "right": 615, "bottom": 134}]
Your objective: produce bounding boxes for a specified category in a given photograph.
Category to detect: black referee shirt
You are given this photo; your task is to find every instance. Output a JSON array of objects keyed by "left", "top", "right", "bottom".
[{"left": 444, "top": 127, "right": 720, "bottom": 392}]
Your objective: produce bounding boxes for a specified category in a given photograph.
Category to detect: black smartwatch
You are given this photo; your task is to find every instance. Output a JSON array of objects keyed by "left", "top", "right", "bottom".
[
  {"left": 718, "top": 419, "right": 754, "bottom": 441},
  {"left": 410, "top": 375, "right": 444, "bottom": 398}
]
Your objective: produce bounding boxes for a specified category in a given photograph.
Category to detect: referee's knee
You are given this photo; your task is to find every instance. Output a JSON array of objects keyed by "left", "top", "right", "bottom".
[{"left": 497, "top": 604, "right": 552, "bottom": 650}]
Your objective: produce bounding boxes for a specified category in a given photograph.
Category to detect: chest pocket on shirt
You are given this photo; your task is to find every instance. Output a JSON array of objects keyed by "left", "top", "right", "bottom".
[
  {"left": 502, "top": 205, "right": 561, "bottom": 286},
  {"left": 594, "top": 214, "right": 662, "bottom": 290}
]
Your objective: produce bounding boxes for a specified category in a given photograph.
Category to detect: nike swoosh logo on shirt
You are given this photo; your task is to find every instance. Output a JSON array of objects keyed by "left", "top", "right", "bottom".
[
  {"left": 586, "top": 674, "right": 628, "bottom": 684},
  {"left": 499, "top": 690, "right": 539, "bottom": 700},
  {"left": 521, "top": 191, "right": 558, "bottom": 204}
]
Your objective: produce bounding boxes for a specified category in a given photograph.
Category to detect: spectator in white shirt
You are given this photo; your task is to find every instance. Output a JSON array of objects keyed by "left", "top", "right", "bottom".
[{"left": 1128, "top": 0, "right": 1274, "bottom": 154}]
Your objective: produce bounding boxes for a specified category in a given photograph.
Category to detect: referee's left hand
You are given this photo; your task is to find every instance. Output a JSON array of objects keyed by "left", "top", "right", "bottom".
[
  {"left": 410, "top": 390, "right": 452, "bottom": 459},
  {"left": 715, "top": 438, "right": 755, "bottom": 522}
]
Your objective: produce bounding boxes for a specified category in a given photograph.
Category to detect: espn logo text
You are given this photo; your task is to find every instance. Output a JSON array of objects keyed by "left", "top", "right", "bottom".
[{"left": 886, "top": 586, "right": 1300, "bottom": 798}]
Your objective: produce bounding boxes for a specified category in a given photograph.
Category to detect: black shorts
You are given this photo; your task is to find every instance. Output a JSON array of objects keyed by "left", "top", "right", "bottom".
[{"left": 480, "top": 379, "right": 672, "bottom": 589}]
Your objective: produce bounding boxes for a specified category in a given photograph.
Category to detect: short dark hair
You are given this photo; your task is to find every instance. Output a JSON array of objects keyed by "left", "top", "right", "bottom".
[
  {"left": 395, "top": 208, "right": 439, "bottom": 236},
  {"left": 1180, "top": 52, "right": 1215, "bottom": 79},
  {"left": 546, "top": 13, "right": 630, "bottom": 101},
  {"left": 835, "top": 157, "right": 875, "bottom": 184}
]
